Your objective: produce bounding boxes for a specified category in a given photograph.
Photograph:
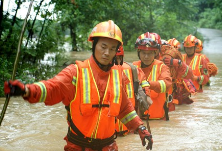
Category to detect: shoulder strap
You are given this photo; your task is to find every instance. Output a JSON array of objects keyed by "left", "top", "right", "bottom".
[{"left": 125, "top": 62, "right": 140, "bottom": 94}]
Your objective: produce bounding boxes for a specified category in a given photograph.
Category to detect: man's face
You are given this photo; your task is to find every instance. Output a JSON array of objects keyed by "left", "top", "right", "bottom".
[
  {"left": 184, "top": 46, "right": 195, "bottom": 55},
  {"left": 139, "top": 50, "right": 155, "bottom": 65},
  {"left": 95, "top": 37, "right": 118, "bottom": 65}
]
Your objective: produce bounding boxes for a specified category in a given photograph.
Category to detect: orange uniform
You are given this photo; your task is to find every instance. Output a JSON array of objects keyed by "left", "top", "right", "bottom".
[
  {"left": 167, "top": 61, "right": 195, "bottom": 107},
  {"left": 182, "top": 53, "right": 209, "bottom": 92},
  {"left": 133, "top": 59, "right": 172, "bottom": 119},
  {"left": 161, "top": 45, "right": 194, "bottom": 106},
  {"left": 115, "top": 62, "right": 136, "bottom": 136},
  {"left": 115, "top": 62, "right": 147, "bottom": 136},
  {"left": 25, "top": 56, "right": 143, "bottom": 149}
]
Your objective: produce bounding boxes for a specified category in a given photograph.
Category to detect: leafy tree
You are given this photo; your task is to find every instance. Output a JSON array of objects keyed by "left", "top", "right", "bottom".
[{"left": 0, "top": 0, "right": 205, "bottom": 96}]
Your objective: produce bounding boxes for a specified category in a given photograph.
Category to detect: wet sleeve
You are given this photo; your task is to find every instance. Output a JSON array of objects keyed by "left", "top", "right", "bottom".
[
  {"left": 199, "top": 57, "right": 210, "bottom": 85},
  {"left": 149, "top": 64, "right": 172, "bottom": 93},
  {"left": 117, "top": 81, "right": 143, "bottom": 131},
  {"left": 176, "top": 62, "right": 194, "bottom": 79},
  {"left": 25, "top": 64, "right": 77, "bottom": 106}
]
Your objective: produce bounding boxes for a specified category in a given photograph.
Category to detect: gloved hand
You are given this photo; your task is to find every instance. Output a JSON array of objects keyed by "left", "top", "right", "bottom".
[
  {"left": 192, "top": 76, "right": 200, "bottom": 81},
  {"left": 163, "top": 57, "right": 181, "bottom": 67},
  {"left": 4, "top": 80, "right": 26, "bottom": 96},
  {"left": 138, "top": 126, "right": 153, "bottom": 150}
]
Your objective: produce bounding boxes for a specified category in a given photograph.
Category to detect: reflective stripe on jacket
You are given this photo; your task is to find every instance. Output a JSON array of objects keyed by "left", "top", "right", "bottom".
[
  {"left": 183, "top": 54, "right": 201, "bottom": 90},
  {"left": 115, "top": 62, "right": 136, "bottom": 134},
  {"left": 133, "top": 60, "right": 167, "bottom": 119},
  {"left": 70, "top": 59, "right": 122, "bottom": 139},
  {"left": 122, "top": 62, "right": 136, "bottom": 107}
]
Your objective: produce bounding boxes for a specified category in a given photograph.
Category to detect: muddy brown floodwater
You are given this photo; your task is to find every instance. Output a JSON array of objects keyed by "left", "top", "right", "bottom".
[{"left": 1, "top": 28, "right": 222, "bottom": 151}]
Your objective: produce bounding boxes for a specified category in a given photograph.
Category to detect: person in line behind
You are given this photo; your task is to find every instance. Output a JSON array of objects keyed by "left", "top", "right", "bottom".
[
  {"left": 182, "top": 34, "right": 209, "bottom": 93},
  {"left": 161, "top": 42, "right": 195, "bottom": 105},
  {"left": 151, "top": 33, "right": 162, "bottom": 60},
  {"left": 133, "top": 32, "right": 172, "bottom": 121},
  {"left": 195, "top": 39, "right": 218, "bottom": 86},
  {"left": 4, "top": 20, "right": 153, "bottom": 151},
  {"left": 114, "top": 45, "right": 152, "bottom": 136}
]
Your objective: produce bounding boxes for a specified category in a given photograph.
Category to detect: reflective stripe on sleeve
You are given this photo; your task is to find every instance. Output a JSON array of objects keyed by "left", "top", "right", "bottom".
[
  {"left": 34, "top": 82, "right": 47, "bottom": 102},
  {"left": 121, "top": 110, "right": 137, "bottom": 125},
  {"left": 72, "top": 76, "right": 77, "bottom": 86},
  {"left": 158, "top": 80, "right": 166, "bottom": 93},
  {"left": 141, "top": 80, "right": 150, "bottom": 88},
  {"left": 199, "top": 75, "right": 204, "bottom": 84},
  {"left": 182, "top": 66, "right": 189, "bottom": 78}
]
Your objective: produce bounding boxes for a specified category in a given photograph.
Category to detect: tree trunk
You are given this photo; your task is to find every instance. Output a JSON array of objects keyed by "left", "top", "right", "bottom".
[{"left": 70, "top": 23, "right": 77, "bottom": 51}]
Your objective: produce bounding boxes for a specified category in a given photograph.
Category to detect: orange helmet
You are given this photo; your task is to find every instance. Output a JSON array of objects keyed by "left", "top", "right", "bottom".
[
  {"left": 135, "top": 32, "right": 160, "bottom": 51},
  {"left": 116, "top": 45, "right": 124, "bottom": 56},
  {"left": 88, "top": 20, "right": 123, "bottom": 45},
  {"left": 183, "top": 34, "right": 198, "bottom": 47},
  {"left": 151, "top": 32, "right": 162, "bottom": 45},
  {"left": 207, "top": 63, "right": 218, "bottom": 76},
  {"left": 168, "top": 38, "right": 181, "bottom": 50},
  {"left": 195, "top": 39, "right": 203, "bottom": 53}
]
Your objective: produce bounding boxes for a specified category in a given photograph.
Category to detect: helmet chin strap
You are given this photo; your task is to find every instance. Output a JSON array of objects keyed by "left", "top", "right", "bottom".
[{"left": 93, "top": 55, "right": 115, "bottom": 72}]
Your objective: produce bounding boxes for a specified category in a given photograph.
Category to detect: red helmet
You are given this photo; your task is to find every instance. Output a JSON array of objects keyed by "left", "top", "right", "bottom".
[
  {"left": 88, "top": 20, "right": 123, "bottom": 45},
  {"left": 183, "top": 34, "right": 198, "bottom": 47},
  {"left": 135, "top": 32, "right": 160, "bottom": 51},
  {"left": 168, "top": 38, "right": 181, "bottom": 50},
  {"left": 195, "top": 39, "right": 203, "bottom": 53},
  {"left": 150, "top": 33, "right": 162, "bottom": 45},
  {"left": 116, "top": 45, "right": 124, "bottom": 56}
]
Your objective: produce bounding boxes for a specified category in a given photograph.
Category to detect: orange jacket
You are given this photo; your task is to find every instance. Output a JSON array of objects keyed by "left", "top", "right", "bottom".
[
  {"left": 133, "top": 60, "right": 172, "bottom": 119},
  {"left": 169, "top": 61, "right": 194, "bottom": 80},
  {"left": 25, "top": 56, "right": 143, "bottom": 140},
  {"left": 199, "top": 53, "right": 210, "bottom": 63},
  {"left": 122, "top": 62, "right": 136, "bottom": 107},
  {"left": 115, "top": 62, "right": 147, "bottom": 134},
  {"left": 166, "top": 60, "right": 194, "bottom": 104},
  {"left": 115, "top": 62, "right": 136, "bottom": 135},
  {"left": 182, "top": 53, "right": 209, "bottom": 91}
]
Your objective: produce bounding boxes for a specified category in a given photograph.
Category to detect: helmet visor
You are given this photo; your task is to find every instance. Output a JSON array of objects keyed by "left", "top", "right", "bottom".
[{"left": 135, "top": 38, "right": 159, "bottom": 50}]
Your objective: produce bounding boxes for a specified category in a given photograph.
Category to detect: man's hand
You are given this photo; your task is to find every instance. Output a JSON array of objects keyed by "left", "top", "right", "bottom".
[
  {"left": 163, "top": 57, "right": 181, "bottom": 67},
  {"left": 4, "top": 80, "right": 26, "bottom": 96},
  {"left": 192, "top": 76, "right": 200, "bottom": 81},
  {"left": 138, "top": 126, "right": 153, "bottom": 150}
]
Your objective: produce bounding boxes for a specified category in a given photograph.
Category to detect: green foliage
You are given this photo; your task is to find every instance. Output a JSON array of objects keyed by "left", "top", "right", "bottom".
[
  {"left": 199, "top": 8, "right": 222, "bottom": 29},
  {"left": 0, "top": 0, "right": 214, "bottom": 97},
  {"left": 0, "top": 57, "right": 12, "bottom": 96},
  {"left": 198, "top": 0, "right": 222, "bottom": 29}
]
